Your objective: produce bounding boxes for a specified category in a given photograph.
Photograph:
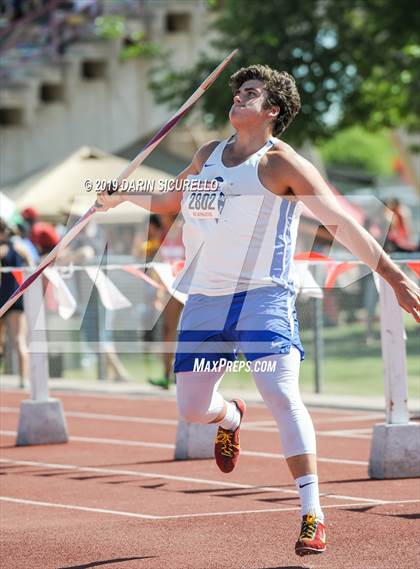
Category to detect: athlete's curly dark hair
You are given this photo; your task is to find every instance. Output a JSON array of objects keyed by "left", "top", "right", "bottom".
[{"left": 229, "top": 64, "right": 301, "bottom": 136}]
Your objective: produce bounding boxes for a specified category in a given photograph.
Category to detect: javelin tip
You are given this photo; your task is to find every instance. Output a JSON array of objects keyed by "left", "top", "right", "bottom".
[{"left": 201, "top": 49, "right": 239, "bottom": 91}]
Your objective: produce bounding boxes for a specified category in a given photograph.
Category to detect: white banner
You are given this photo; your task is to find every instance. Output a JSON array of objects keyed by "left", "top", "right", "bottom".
[
  {"left": 85, "top": 267, "right": 132, "bottom": 310},
  {"left": 44, "top": 267, "right": 77, "bottom": 320},
  {"left": 152, "top": 263, "right": 187, "bottom": 305}
]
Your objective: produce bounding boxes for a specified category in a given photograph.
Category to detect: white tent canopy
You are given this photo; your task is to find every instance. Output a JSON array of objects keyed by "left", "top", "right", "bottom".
[
  {"left": 12, "top": 146, "right": 173, "bottom": 224},
  {"left": 0, "top": 192, "right": 17, "bottom": 225}
]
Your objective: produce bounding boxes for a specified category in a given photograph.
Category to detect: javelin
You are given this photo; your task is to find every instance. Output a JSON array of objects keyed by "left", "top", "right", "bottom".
[{"left": 0, "top": 49, "right": 238, "bottom": 318}]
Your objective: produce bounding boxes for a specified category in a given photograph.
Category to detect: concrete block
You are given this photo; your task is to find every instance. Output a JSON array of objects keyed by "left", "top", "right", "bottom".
[
  {"left": 174, "top": 419, "right": 218, "bottom": 460},
  {"left": 67, "top": 38, "right": 122, "bottom": 60},
  {"left": 369, "top": 423, "right": 420, "bottom": 479},
  {"left": 16, "top": 399, "right": 68, "bottom": 446},
  {"left": 38, "top": 64, "right": 63, "bottom": 84}
]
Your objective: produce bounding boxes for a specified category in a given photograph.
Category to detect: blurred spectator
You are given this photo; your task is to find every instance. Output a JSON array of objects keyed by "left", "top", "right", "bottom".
[
  {"left": 375, "top": 200, "right": 418, "bottom": 253},
  {"left": 11, "top": 0, "right": 25, "bottom": 21},
  {"left": 21, "top": 207, "right": 60, "bottom": 255},
  {"left": 73, "top": 0, "right": 98, "bottom": 17},
  {"left": 13, "top": 219, "right": 40, "bottom": 264},
  {"left": 0, "top": 218, "right": 29, "bottom": 388},
  {"left": 4, "top": 0, "right": 46, "bottom": 23},
  {"left": 131, "top": 214, "right": 162, "bottom": 346},
  {"left": 386, "top": 198, "right": 415, "bottom": 250},
  {"left": 148, "top": 213, "right": 185, "bottom": 390},
  {"left": 132, "top": 214, "right": 162, "bottom": 262}
]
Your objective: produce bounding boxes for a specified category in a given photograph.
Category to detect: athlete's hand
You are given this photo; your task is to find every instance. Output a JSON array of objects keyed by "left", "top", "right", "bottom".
[
  {"left": 95, "top": 190, "right": 124, "bottom": 212},
  {"left": 391, "top": 274, "right": 420, "bottom": 322}
]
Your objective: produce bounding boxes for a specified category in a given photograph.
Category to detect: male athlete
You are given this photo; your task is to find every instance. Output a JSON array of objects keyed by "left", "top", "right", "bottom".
[{"left": 97, "top": 64, "right": 420, "bottom": 556}]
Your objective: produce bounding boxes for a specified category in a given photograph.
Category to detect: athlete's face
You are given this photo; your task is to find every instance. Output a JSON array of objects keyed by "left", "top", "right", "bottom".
[{"left": 229, "top": 79, "right": 279, "bottom": 129}]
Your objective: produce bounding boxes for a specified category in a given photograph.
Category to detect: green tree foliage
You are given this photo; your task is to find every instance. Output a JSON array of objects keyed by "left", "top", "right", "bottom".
[
  {"left": 319, "top": 127, "right": 395, "bottom": 175},
  {"left": 95, "top": 16, "right": 160, "bottom": 61},
  {"left": 150, "top": 0, "right": 420, "bottom": 145}
]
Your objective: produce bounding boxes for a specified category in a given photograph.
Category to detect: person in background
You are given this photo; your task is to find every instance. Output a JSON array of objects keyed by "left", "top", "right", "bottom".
[
  {"left": 0, "top": 218, "right": 30, "bottom": 388},
  {"left": 148, "top": 213, "right": 185, "bottom": 390},
  {"left": 132, "top": 214, "right": 162, "bottom": 263},
  {"left": 132, "top": 214, "right": 162, "bottom": 345},
  {"left": 14, "top": 219, "right": 40, "bottom": 264},
  {"left": 387, "top": 198, "right": 416, "bottom": 251},
  {"left": 20, "top": 207, "right": 60, "bottom": 256}
]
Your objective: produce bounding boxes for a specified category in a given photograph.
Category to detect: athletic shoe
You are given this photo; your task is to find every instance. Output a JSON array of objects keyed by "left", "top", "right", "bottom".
[
  {"left": 148, "top": 377, "right": 170, "bottom": 390},
  {"left": 295, "top": 514, "right": 326, "bottom": 556},
  {"left": 214, "top": 399, "right": 246, "bottom": 473}
]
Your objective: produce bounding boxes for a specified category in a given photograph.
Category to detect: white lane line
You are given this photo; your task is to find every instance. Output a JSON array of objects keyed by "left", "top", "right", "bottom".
[
  {"left": 0, "top": 406, "right": 373, "bottom": 443},
  {"left": 0, "top": 496, "right": 159, "bottom": 519},
  {"left": 0, "top": 430, "right": 174, "bottom": 450},
  {"left": 243, "top": 425, "right": 372, "bottom": 440},
  {"left": 242, "top": 449, "right": 367, "bottom": 466},
  {"left": 0, "top": 406, "right": 379, "bottom": 430},
  {"left": 245, "top": 414, "right": 383, "bottom": 428},
  {"left": 0, "top": 389, "right": 379, "bottom": 416},
  {"left": 0, "top": 389, "right": 175, "bottom": 403},
  {"left": 0, "top": 458, "right": 381, "bottom": 504},
  {"left": 0, "top": 407, "right": 178, "bottom": 426},
  {"left": 243, "top": 421, "right": 278, "bottom": 427},
  {"left": 318, "top": 429, "right": 371, "bottom": 440},
  {"left": 0, "top": 430, "right": 368, "bottom": 466},
  {"left": 315, "top": 413, "right": 383, "bottom": 424},
  {"left": 157, "top": 500, "right": 420, "bottom": 520},
  {"left": 1, "top": 496, "right": 418, "bottom": 521}
]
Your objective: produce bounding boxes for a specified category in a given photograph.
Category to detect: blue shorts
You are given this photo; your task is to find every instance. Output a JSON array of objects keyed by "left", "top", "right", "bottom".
[{"left": 174, "top": 286, "right": 304, "bottom": 373}]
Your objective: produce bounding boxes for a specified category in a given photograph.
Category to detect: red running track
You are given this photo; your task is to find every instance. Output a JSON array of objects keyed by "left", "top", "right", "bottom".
[{"left": 0, "top": 389, "right": 419, "bottom": 569}]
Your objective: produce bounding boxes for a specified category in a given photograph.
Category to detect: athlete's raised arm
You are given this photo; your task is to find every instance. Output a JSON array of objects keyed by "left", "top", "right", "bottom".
[
  {"left": 273, "top": 151, "right": 420, "bottom": 321},
  {"left": 96, "top": 140, "right": 220, "bottom": 214}
]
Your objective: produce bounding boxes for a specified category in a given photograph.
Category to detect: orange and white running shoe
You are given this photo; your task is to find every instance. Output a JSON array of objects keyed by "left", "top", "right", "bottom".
[
  {"left": 214, "top": 399, "right": 246, "bottom": 473},
  {"left": 295, "top": 513, "right": 326, "bottom": 556}
]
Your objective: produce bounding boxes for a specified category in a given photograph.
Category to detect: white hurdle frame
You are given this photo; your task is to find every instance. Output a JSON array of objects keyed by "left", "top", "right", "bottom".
[{"left": 368, "top": 275, "right": 419, "bottom": 478}]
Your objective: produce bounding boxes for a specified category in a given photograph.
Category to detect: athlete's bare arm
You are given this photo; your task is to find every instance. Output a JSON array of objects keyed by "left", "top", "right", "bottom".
[
  {"left": 261, "top": 147, "right": 420, "bottom": 321},
  {"left": 96, "top": 141, "right": 220, "bottom": 214}
]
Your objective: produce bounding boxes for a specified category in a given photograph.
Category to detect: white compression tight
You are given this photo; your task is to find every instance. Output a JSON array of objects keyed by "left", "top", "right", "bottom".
[{"left": 176, "top": 347, "right": 316, "bottom": 458}]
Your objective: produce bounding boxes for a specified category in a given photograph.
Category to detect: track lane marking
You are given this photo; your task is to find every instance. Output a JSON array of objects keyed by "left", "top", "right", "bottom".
[
  {"left": 0, "top": 390, "right": 382, "bottom": 417},
  {"left": 0, "top": 496, "right": 159, "bottom": 519},
  {"left": 0, "top": 407, "right": 374, "bottom": 442},
  {"left": 153, "top": 499, "right": 420, "bottom": 519},
  {"left": 1, "top": 496, "right": 418, "bottom": 521},
  {"left": 0, "top": 430, "right": 174, "bottom": 450},
  {"left": 0, "top": 458, "right": 384, "bottom": 504},
  {"left": 0, "top": 405, "right": 380, "bottom": 424},
  {"left": 0, "top": 430, "right": 368, "bottom": 465},
  {"left": 0, "top": 407, "right": 178, "bottom": 425}
]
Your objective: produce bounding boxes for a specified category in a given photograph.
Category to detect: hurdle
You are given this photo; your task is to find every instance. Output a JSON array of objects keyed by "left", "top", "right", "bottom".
[
  {"left": 16, "top": 274, "right": 68, "bottom": 446},
  {"left": 368, "top": 277, "right": 420, "bottom": 479}
]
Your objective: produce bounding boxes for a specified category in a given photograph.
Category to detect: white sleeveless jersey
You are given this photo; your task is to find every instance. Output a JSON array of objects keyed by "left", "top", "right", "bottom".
[{"left": 175, "top": 136, "right": 303, "bottom": 296}]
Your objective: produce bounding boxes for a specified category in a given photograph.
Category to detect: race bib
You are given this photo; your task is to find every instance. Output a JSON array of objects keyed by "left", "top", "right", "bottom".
[{"left": 185, "top": 189, "right": 224, "bottom": 218}]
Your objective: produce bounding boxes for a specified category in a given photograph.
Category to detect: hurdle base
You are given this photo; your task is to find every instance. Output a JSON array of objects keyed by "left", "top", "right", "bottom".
[
  {"left": 174, "top": 420, "right": 218, "bottom": 460},
  {"left": 16, "top": 399, "right": 68, "bottom": 446},
  {"left": 368, "top": 422, "right": 420, "bottom": 479}
]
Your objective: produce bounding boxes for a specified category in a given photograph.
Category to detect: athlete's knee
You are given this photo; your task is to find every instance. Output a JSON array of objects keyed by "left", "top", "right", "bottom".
[
  {"left": 255, "top": 375, "right": 301, "bottom": 412},
  {"left": 176, "top": 372, "right": 224, "bottom": 424},
  {"left": 177, "top": 398, "right": 212, "bottom": 423},
  {"left": 252, "top": 352, "right": 302, "bottom": 413}
]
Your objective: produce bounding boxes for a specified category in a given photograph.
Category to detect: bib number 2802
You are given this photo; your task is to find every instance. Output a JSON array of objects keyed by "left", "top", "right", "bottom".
[{"left": 186, "top": 191, "right": 221, "bottom": 218}]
